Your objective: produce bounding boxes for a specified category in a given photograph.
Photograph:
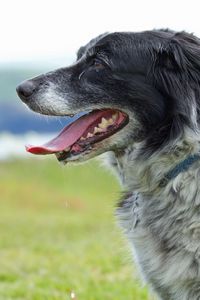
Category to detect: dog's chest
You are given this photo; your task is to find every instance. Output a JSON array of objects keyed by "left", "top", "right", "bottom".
[{"left": 116, "top": 177, "right": 200, "bottom": 300}]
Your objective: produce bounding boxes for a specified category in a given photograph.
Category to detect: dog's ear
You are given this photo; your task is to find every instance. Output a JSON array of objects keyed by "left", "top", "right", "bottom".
[
  {"left": 154, "top": 32, "right": 200, "bottom": 86},
  {"left": 152, "top": 32, "right": 200, "bottom": 130},
  {"left": 145, "top": 32, "right": 200, "bottom": 152},
  {"left": 173, "top": 32, "right": 200, "bottom": 74}
]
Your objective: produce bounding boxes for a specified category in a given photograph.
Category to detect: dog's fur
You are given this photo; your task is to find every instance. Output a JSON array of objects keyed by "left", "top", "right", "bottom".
[{"left": 17, "top": 29, "right": 200, "bottom": 299}]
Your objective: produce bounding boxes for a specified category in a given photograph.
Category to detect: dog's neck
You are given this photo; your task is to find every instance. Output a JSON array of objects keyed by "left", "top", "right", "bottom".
[{"left": 108, "top": 129, "right": 200, "bottom": 194}]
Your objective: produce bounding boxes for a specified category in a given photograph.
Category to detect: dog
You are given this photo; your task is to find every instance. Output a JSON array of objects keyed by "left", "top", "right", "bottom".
[{"left": 17, "top": 29, "right": 200, "bottom": 299}]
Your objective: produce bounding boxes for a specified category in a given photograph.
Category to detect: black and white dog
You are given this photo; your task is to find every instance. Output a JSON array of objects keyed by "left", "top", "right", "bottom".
[{"left": 17, "top": 29, "right": 200, "bottom": 300}]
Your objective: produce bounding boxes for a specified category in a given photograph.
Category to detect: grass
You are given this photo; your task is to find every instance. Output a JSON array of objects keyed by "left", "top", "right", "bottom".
[{"left": 0, "top": 158, "right": 153, "bottom": 300}]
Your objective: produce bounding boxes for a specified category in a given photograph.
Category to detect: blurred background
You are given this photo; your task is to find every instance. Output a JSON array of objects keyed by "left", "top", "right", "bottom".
[{"left": 1, "top": 0, "right": 200, "bottom": 299}]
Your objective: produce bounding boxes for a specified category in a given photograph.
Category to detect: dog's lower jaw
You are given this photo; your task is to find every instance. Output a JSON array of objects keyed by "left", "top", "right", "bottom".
[{"left": 111, "top": 133, "right": 200, "bottom": 300}]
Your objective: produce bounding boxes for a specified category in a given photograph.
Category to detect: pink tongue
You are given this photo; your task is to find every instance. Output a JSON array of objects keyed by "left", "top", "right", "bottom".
[{"left": 26, "top": 111, "right": 104, "bottom": 155}]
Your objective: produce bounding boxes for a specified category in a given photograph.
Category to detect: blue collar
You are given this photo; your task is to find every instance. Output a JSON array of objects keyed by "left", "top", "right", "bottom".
[{"left": 159, "top": 153, "right": 200, "bottom": 187}]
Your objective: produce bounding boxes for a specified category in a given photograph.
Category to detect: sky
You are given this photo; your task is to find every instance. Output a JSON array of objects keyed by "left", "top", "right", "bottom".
[{"left": 1, "top": 0, "right": 200, "bottom": 65}]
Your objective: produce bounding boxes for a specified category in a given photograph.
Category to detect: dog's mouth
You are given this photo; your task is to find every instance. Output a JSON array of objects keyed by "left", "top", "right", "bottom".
[{"left": 26, "top": 109, "right": 129, "bottom": 162}]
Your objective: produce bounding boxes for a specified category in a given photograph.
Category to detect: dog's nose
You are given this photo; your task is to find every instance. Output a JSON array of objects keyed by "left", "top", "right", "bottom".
[{"left": 16, "top": 80, "right": 36, "bottom": 102}]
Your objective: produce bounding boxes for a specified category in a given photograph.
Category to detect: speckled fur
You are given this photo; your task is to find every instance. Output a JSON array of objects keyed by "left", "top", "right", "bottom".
[{"left": 112, "top": 131, "right": 200, "bottom": 299}]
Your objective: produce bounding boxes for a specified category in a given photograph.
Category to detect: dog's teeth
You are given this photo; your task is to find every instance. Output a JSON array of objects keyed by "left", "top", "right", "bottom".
[
  {"left": 98, "top": 116, "right": 114, "bottom": 128},
  {"left": 65, "top": 147, "right": 70, "bottom": 152},
  {"left": 80, "top": 137, "right": 86, "bottom": 141},
  {"left": 87, "top": 132, "right": 93, "bottom": 138},
  {"left": 102, "top": 117, "right": 108, "bottom": 124},
  {"left": 99, "top": 117, "right": 109, "bottom": 129},
  {"left": 108, "top": 118, "right": 114, "bottom": 125},
  {"left": 98, "top": 123, "right": 106, "bottom": 129},
  {"left": 93, "top": 126, "right": 104, "bottom": 134},
  {"left": 93, "top": 126, "right": 100, "bottom": 134},
  {"left": 112, "top": 113, "right": 118, "bottom": 121}
]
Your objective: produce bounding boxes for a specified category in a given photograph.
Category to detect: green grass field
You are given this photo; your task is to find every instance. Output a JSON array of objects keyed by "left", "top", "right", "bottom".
[{"left": 0, "top": 158, "right": 153, "bottom": 300}]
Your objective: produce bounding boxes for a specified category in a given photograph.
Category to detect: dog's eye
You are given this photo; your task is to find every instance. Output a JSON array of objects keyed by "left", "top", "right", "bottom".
[
  {"left": 92, "top": 58, "right": 105, "bottom": 70},
  {"left": 79, "top": 58, "right": 106, "bottom": 80}
]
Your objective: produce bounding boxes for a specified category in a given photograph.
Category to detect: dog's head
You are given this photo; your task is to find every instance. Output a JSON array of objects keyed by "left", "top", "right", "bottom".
[{"left": 17, "top": 29, "right": 200, "bottom": 163}]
